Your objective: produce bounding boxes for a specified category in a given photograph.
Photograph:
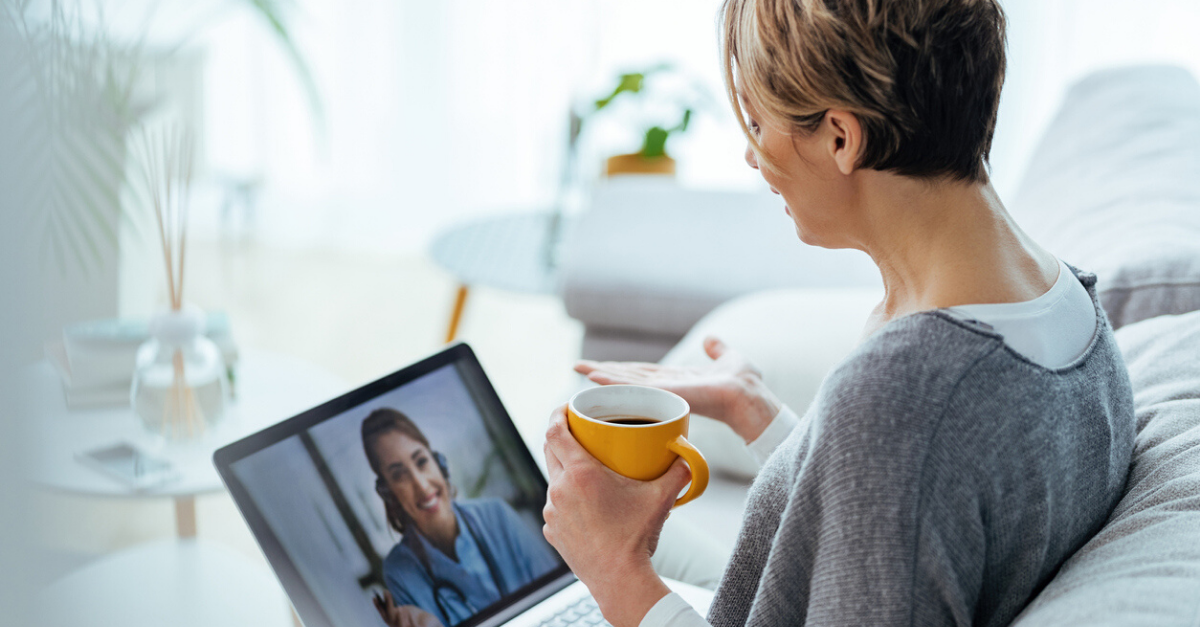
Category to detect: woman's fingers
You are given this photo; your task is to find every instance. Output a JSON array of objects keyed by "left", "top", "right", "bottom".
[
  {"left": 576, "top": 359, "right": 657, "bottom": 372},
  {"left": 575, "top": 360, "right": 662, "bottom": 382},
  {"left": 545, "top": 407, "right": 592, "bottom": 468},
  {"left": 584, "top": 366, "right": 674, "bottom": 388},
  {"left": 544, "top": 439, "right": 563, "bottom": 478},
  {"left": 395, "top": 605, "right": 431, "bottom": 627},
  {"left": 385, "top": 594, "right": 403, "bottom": 627},
  {"left": 545, "top": 406, "right": 567, "bottom": 477},
  {"left": 703, "top": 336, "right": 727, "bottom": 359},
  {"left": 657, "top": 457, "right": 693, "bottom": 502},
  {"left": 585, "top": 370, "right": 646, "bottom": 386}
]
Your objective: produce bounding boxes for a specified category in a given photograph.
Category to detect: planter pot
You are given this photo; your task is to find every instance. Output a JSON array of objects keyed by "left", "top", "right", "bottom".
[{"left": 604, "top": 153, "right": 676, "bottom": 177}]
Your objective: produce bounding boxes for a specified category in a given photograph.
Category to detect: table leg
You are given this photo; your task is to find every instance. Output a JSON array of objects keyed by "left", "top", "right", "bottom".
[
  {"left": 445, "top": 284, "right": 470, "bottom": 343},
  {"left": 175, "top": 496, "right": 197, "bottom": 538}
]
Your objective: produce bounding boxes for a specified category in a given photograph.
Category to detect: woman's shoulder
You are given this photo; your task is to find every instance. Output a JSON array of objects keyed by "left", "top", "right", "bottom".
[
  {"left": 813, "top": 305, "right": 1127, "bottom": 443},
  {"left": 382, "top": 538, "right": 421, "bottom": 572},
  {"left": 798, "top": 312, "right": 1029, "bottom": 449},
  {"left": 825, "top": 312, "right": 1004, "bottom": 402},
  {"left": 860, "top": 309, "right": 1004, "bottom": 359},
  {"left": 456, "top": 497, "right": 520, "bottom": 524}
]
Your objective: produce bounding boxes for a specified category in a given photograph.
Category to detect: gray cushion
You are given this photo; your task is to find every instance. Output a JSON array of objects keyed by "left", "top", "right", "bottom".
[
  {"left": 1010, "top": 65, "right": 1200, "bottom": 329},
  {"left": 1012, "top": 311, "right": 1200, "bottom": 626}
]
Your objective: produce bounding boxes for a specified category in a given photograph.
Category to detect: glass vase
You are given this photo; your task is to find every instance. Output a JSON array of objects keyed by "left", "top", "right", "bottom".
[{"left": 131, "top": 305, "right": 227, "bottom": 440}]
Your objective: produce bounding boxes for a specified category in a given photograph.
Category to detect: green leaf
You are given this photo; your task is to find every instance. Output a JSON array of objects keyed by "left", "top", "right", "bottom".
[
  {"left": 676, "top": 108, "right": 692, "bottom": 133},
  {"left": 594, "top": 72, "right": 644, "bottom": 110},
  {"left": 641, "top": 126, "right": 669, "bottom": 158}
]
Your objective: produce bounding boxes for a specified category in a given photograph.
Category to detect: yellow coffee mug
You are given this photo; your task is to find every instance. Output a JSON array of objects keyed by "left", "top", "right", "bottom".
[{"left": 567, "top": 385, "right": 709, "bottom": 508}]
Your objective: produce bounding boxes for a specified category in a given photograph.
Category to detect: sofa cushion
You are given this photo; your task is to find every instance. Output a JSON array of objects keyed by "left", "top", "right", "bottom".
[
  {"left": 1010, "top": 65, "right": 1200, "bottom": 329},
  {"left": 1012, "top": 311, "right": 1200, "bottom": 626}
]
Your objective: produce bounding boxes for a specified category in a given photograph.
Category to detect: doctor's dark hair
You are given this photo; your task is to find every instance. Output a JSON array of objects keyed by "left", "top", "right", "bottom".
[
  {"left": 362, "top": 407, "right": 453, "bottom": 535},
  {"left": 721, "top": 0, "right": 1007, "bottom": 182}
]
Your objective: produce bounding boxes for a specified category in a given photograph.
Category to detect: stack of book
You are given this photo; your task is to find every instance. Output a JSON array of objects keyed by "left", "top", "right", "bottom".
[{"left": 45, "top": 312, "right": 240, "bottom": 410}]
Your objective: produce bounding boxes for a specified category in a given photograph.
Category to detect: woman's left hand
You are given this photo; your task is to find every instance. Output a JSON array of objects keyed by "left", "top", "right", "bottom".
[{"left": 542, "top": 405, "right": 692, "bottom": 627}]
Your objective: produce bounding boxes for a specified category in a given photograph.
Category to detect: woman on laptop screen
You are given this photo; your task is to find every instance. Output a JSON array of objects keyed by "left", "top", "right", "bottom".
[{"left": 362, "top": 408, "right": 559, "bottom": 627}]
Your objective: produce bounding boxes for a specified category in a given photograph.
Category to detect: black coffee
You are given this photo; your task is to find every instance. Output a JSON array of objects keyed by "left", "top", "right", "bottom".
[{"left": 602, "top": 415, "right": 659, "bottom": 426}]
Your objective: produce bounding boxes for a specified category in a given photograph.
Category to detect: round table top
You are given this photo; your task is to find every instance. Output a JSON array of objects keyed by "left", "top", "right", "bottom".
[
  {"left": 27, "top": 347, "right": 348, "bottom": 498},
  {"left": 429, "top": 210, "right": 574, "bottom": 294},
  {"left": 38, "top": 538, "right": 292, "bottom": 627}
]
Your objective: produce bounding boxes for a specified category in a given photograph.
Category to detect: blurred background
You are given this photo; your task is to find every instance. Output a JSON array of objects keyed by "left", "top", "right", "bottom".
[{"left": 2, "top": 0, "right": 1199, "bottom": 625}]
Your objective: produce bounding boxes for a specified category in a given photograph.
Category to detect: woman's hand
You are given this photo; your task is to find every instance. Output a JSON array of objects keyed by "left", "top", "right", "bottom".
[
  {"left": 373, "top": 591, "right": 443, "bottom": 627},
  {"left": 575, "top": 336, "right": 781, "bottom": 442},
  {"left": 542, "top": 406, "right": 690, "bottom": 627}
]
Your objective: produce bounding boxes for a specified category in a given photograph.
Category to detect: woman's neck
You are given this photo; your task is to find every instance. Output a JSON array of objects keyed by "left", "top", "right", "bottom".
[
  {"left": 422, "top": 516, "right": 461, "bottom": 562},
  {"left": 852, "top": 173, "right": 1058, "bottom": 334}
]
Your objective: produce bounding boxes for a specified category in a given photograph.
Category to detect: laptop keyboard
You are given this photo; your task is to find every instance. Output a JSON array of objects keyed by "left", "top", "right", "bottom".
[{"left": 536, "top": 596, "right": 612, "bottom": 627}]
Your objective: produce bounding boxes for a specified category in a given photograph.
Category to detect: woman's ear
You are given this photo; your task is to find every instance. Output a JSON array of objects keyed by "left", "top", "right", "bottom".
[{"left": 824, "top": 110, "right": 863, "bottom": 176}]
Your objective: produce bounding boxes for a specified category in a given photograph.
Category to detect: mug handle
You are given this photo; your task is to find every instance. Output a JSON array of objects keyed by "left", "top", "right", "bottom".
[{"left": 666, "top": 435, "right": 709, "bottom": 508}]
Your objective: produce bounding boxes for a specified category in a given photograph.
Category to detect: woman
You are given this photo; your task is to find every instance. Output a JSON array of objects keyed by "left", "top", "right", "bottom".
[
  {"left": 363, "top": 408, "right": 560, "bottom": 627},
  {"left": 541, "top": 1, "right": 1135, "bottom": 627}
]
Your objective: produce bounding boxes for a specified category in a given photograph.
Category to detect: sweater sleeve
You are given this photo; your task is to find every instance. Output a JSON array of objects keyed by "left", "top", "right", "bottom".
[
  {"left": 710, "top": 324, "right": 996, "bottom": 627},
  {"left": 784, "top": 373, "right": 984, "bottom": 625}
]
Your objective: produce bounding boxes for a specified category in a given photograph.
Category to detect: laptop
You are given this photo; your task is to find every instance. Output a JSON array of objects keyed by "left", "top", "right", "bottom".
[{"left": 214, "top": 343, "right": 714, "bottom": 627}]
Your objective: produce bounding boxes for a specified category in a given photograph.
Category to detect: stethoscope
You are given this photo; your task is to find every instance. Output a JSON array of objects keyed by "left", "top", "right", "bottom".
[{"left": 418, "top": 505, "right": 509, "bottom": 624}]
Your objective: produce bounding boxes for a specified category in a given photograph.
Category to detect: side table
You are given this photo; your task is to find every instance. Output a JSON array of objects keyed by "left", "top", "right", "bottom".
[
  {"left": 27, "top": 347, "right": 347, "bottom": 537},
  {"left": 429, "top": 210, "right": 574, "bottom": 342}
]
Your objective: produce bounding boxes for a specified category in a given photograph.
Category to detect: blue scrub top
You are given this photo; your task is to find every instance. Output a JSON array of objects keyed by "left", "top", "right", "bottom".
[{"left": 382, "top": 498, "right": 562, "bottom": 626}]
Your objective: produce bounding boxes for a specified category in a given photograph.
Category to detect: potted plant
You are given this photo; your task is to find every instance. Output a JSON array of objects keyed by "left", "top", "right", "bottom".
[{"left": 587, "top": 64, "right": 710, "bottom": 177}]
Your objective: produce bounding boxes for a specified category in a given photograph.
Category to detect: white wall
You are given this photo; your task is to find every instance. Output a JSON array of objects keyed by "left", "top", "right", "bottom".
[
  {"left": 119, "top": 0, "right": 1200, "bottom": 254},
  {"left": 992, "top": 0, "right": 1200, "bottom": 199},
  {"left": 190, "top": 0, "right": 761, "bottom": 253}
]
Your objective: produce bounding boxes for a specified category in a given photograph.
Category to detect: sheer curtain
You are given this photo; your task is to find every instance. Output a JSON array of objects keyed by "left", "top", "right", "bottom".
[
  {"left": 198, "top": 0, "right": 759, "bottom": 254},
  {"left": 193, "top": 0, "right": 1200, "bottom": 253},
  {"left": 202, "top": 0, "right": 601, "bottom": 252}
]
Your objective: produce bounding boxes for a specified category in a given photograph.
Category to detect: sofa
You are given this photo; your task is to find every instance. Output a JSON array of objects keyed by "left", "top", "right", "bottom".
[
  {"left": 639, "top": 65, "right": 1200, "bottom": 623},
  {"left": 560, "top": 182, "right": 881, "bottom": 363}
]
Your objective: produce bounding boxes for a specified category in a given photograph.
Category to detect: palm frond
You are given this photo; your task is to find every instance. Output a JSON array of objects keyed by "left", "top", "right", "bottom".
[
  {"left": 245, "top": 0, "right": 324, "bottom": 126},
  {"left": 13, "top": 0, "right": 142, "bottom": 278}
]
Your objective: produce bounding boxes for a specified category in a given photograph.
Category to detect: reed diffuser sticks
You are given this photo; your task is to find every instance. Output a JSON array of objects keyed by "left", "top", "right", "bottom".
[{"left": 136, "top": 125, "right": 204, "bottom": 439}]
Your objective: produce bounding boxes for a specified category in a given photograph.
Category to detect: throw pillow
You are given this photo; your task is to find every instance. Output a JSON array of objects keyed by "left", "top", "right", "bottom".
[{"left": 1010, "top": 65, "right": 1200, "bottom": 329}]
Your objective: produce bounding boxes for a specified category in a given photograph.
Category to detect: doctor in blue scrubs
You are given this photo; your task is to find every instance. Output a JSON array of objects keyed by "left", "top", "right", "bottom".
[{"left": 362, "top": 408, "right": 560, "bottom": 627}]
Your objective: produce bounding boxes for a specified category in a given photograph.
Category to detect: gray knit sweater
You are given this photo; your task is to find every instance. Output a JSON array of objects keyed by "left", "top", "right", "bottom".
[{"left": 707, "top": 269, "right": 1135, "bottom": 627}]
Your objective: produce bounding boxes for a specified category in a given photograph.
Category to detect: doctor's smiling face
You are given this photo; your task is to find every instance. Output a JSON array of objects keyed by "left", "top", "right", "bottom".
[{"left": 375, "top": 430, "right": 457, "bottom": 540}]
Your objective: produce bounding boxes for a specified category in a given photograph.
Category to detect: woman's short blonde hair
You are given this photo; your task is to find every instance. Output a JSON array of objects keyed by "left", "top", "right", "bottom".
[{"left": 721, "top": 0, "right": 1006, "bottom": 182}]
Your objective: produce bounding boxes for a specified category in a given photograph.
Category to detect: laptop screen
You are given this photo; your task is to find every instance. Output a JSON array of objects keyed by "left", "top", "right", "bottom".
[{"left": 215, "top": 345, "right": 569, "bottom": 627}]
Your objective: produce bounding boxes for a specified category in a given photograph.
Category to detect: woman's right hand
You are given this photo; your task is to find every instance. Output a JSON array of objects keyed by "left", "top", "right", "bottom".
[
  {"left": 574, "top": 336, "right": 781, "bottom": 443},
  {"left": 373, "top": 591, "right": 443, "bottom": 627}
]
